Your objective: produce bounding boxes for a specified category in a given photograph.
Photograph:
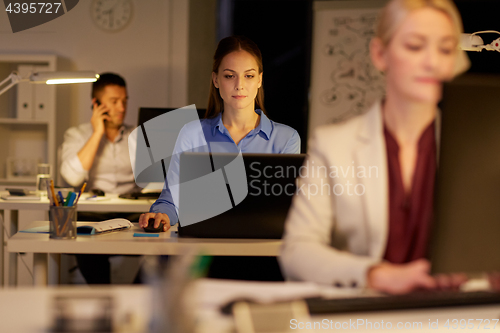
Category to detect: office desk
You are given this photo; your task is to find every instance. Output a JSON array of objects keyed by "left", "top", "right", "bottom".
[
  {"left": 1, "top": 280, "right": 500, "bottom": 333},
  {"left": 0, "top": 192, "right": 154, "bottom": 286},
  {"left": 0, "top": 285, "right": 152, "bottom": 333},
  {"left": 8, "top": 221, "right": 282, "bottom": 286},
  {"left": 0, "top": 192, "right": 153, "bottom": 212}
]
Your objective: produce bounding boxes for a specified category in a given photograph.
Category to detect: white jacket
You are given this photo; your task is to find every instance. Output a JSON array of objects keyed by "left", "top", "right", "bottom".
[{"left": 280, "top": 101, "right": 391, "bottom": 288}]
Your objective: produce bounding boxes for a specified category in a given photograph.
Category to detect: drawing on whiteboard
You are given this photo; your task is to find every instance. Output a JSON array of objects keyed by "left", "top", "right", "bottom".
[
  {"left": 309, "top": 7, "right": 385, "bottom": 131},
  {"left": 323, "top": 14, "right": 384, "bottom": 122}
]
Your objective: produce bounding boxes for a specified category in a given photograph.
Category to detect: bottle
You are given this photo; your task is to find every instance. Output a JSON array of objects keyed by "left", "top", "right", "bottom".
[
  {"left": 36, "top": 163, "right": 51, "bottom": 197},
  {"left": 145, "top": 250, "right": 212, "bottom": 333}
]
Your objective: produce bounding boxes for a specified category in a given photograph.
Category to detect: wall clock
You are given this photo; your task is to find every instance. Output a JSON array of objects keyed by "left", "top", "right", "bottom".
[{"left": 91, "top": 0, "right": 133, "bottom": 32}]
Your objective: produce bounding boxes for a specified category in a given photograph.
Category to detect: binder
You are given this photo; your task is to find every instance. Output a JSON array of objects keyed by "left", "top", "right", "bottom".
[
  {"left": 16, "top": 65, "right": 34, "bottom": 119},
  {"left": 34, "top": 65, "right": 51, "bottom": 120}
]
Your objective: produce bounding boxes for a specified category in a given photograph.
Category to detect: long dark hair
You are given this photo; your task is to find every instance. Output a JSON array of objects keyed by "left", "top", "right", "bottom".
[{"left": 205, "top": 36, "right": 266, "bottom": 119}]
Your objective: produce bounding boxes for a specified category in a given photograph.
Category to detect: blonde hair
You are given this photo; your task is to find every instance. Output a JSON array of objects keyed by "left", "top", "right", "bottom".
[
  {"left": 375, "top": 0, "right": 469, "bottom": 75},
  {"left": 376, "top": 0, "right": 463, "bottom": 45}
]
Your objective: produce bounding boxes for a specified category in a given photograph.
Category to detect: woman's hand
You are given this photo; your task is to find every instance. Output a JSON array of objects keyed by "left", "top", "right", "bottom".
[
  {"left": 434, "top": 273, "right": 468, "bottom": 291},
  {"left": 367, "top": 259, "right": 469, "bottom": 294},
  {"left": 488, "top": 272, "right": 500, "bottom": 291},
  {"left": 367, "top": 259, "right": 437, "bottom": 294},
  {"left": 138, "top": 212, "right": 171, "bottom": 232}
]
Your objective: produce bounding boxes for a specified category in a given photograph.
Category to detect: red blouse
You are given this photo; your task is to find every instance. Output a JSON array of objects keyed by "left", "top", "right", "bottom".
[{"left": 383, "top": 122, "right": 436, "bottom": 264}]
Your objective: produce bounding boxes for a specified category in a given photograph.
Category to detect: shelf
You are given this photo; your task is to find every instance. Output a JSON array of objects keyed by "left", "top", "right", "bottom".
[
  {"left": 0, "top": 54, "right": 56, "bottom": 199},
  {"left": 0, "top": 178, "right": 36, "bottom": 184},
  {"left": 0, "top": 118, "right": 49, "bottom": 125}
]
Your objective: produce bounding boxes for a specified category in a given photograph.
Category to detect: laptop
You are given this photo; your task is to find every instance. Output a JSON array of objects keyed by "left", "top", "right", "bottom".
[{"left": 177, "top": 153, "right": 306, "bottom": 239}]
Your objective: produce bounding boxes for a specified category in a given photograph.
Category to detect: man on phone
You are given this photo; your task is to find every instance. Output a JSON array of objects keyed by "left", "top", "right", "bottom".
[
  {"left": 60, "top": 72, "right": 138, "bottom": 194},
  {"left": 60, "top": 73, "right": 140, "bottom": 284}
]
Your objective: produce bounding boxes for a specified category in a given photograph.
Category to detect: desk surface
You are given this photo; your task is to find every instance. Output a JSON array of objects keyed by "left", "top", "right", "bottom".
[
  {"left": 0, "top": 285, "right": 152, "bottom": 333},
  {"left": 1, "top": 281, "right": 500, "bottom": 333},
  {"left": 0, "top": 192, "right": 153, "bottom": 212},
  {"left": 7, "top": 221, "right": 281, "bottom": 256},
  {"left": 0, "top": 193, "right": 154, "bottom": 287}
]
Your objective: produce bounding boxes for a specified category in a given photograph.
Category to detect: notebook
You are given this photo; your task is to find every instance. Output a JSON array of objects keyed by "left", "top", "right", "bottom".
[
  {"left": 76, "top": 218, "right": 133, "bottom": 235},
  {"left": 20, "top": 218, "right": 133, "bottom": 235}
]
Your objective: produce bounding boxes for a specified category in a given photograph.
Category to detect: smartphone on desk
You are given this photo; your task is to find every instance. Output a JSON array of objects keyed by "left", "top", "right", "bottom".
[
  {"left": 90, "top": 188, "right": 105, "bottom": 196},
  {"left": 6, "top": 188, "right": 30, "bottom": 196},
  {"left": 86, "top": 189, "right": 109, "bottom": 201}
]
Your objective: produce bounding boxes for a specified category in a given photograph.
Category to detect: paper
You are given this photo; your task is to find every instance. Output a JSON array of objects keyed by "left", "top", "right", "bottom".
[
  {"left": 193, "top": 279, "right": 324, "bottom": 309},
  {"left": 1, "top": 195, "right": 40, "bottom": 201},
  {"left": 85, "top": 196, "right": 110, "bottom": 201},
  {"left": 20, "top": 226, "right": 49, "bottom": 233},
  {"left": 77, "top": 218, "right": 133, "bottom": 235},
  {"left": 20, "top": 219, "right": 133, "bottom": 236}
]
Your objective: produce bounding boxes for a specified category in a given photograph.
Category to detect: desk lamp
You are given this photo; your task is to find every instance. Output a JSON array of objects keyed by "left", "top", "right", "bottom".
[
  {"left": 461, "top": 31, "right": 500, "bottom": 52},
  {"left": 0, "top": 71, "right": 99, "bottom": 96}
]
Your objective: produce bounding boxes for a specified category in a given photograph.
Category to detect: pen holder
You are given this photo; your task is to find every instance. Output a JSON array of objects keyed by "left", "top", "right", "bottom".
[{"left": 49, "top": 206, "right": 77, "bottom": 240}]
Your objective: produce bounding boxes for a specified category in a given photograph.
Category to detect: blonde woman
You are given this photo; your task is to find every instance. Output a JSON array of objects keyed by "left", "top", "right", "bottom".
[{"left": 280, "top": 0, "right": 469, "bottom": 294}]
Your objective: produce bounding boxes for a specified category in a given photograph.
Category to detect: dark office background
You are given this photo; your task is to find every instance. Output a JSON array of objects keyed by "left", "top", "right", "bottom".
[
  {"left": 455, "top": 0, "right": 500, "bottom": 73},
  {"left": 219, "top": 0, "right": 500, "bottom": 153},
  {"left": 219, "top": 0, "right": 313, "bottom": 153}
]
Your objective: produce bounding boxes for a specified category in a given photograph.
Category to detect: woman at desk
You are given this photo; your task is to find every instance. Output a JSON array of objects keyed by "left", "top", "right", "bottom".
[
  {"left": 139, "top": 35, "right": 300, "bottom": 230},
  {"left": 280, "top": 0, "right": 469, "bottom": 294}
]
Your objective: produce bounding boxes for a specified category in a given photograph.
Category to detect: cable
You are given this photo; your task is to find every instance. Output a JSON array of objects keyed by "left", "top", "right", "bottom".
[
  {"left": 17, "top": 254, "right": 34, "bottom": 281},
  {"left": 471, "top": 30, "right": 500, "bottom": 36},
  {"left": 0, "top": 212, "right": 11, "bottom": 239},
  {"left": 0, "top": 213, "right": 35, "bottom": 281}
]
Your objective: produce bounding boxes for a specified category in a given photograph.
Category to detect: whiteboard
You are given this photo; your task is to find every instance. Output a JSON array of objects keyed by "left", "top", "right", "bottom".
[{"left": 308, "top": 1, "right": 387, "bottom": 137}]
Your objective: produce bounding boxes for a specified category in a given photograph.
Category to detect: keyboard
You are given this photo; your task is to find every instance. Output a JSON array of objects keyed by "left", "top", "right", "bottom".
[
  {"left": 305, "top": 291, "right": 500, "bottom": 314},
  {"left": 119, "top": 192, "right": 161, "bottom": 200}
]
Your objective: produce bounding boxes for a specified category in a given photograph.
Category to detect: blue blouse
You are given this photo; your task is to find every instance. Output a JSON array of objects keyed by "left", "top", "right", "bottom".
[{"left": 149, "top": 109, "right": 301, "bottom": 225}]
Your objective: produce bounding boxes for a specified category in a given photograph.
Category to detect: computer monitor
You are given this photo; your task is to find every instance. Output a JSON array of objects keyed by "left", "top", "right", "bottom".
[
  {"left": 137, "top": 107, "right": 206, "bottom": 126},
  {"left": 134, "top": 107, "right": 206, "bottom": 190},
  {"left": 431, "top": 74, "right": 500, "bottom": 275}
]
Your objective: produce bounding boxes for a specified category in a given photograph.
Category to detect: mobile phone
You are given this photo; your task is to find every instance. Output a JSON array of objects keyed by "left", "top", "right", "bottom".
[
  {"left": 90, "top": 188, "right": 105, "bottom": 196},
  {"left": 92, "top": 99, "right": 109, "bottom": 121},
  {"left": 97, "top": 99, "right": 110, "bottom": 117},
  {"left": 91, "top": 99, "right": 101, "bottom": 110}
]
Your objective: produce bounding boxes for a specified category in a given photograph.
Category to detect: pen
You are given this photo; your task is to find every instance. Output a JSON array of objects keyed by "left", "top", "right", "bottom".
[
  {"left": 58, "top": 191, "right": 64, "bottom": 206},
  {"left": 50, "top": 180, "right": 59, "bottom": 206},
  {"left": 46, "top": 181, "right": 54, "bottom": 206},
  {"left": 63, "top": 192, "right": 73, "bottom": 206},
  {"left": 60, "top": 192, "right": 77, "bottom": 236},
  {"left": 66, "top": 192, "right": 77, "bottom": 207},
  {"left": 75, "top": 182, "right": 87, "bottom": 205}
]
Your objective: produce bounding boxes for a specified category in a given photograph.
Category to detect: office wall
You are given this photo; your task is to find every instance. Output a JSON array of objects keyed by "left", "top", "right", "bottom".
[
  {"left": 188, "top": 0, "right": 217, "bottom": 111},
  {"left": 0, "top": 0, "right": 189, "bottom": 156},
  {"left": 231, "top": 0, "right": 313, "bottom": 153}
]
